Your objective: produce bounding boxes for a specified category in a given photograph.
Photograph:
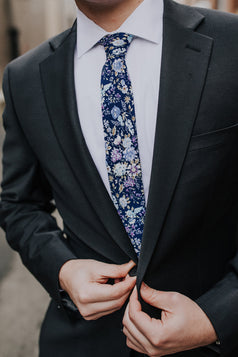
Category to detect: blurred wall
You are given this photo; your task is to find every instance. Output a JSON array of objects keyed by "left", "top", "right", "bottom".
[
  {"left": 176, "top": 0, "right": 238, "bottom": 11},
  {"left": 0, "top": 0, "right": 76, "bottom": 72},
  {"left": 0, "top": 0, "right": 76, "bottom": 109},
  {"left": 10, "top": 0, "right": 76, "bottom": 55},
  {"left": 0, "top": 0, "right": 10, "bottom": 84}
]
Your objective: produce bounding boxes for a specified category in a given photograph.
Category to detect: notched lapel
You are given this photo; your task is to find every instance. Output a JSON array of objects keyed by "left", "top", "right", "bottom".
[
  {"left": 40, "top": 26, "right": 138, "bottom": 263},
  {"left": 137, "top": 0, "right": 214, "bottom": 284}
]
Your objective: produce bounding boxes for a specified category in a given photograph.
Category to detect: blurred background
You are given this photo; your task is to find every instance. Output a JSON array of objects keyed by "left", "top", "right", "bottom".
[{"left": 0, "top": 0, "right": 238, "bottom": 356}]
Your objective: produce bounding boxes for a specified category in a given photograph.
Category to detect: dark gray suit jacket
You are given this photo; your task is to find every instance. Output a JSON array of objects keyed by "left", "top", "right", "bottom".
[{"left": 1, "top": 0, "right": 238, "bottom": 356}]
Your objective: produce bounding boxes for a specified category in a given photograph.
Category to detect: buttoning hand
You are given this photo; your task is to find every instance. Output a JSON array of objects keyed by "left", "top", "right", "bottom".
[
  {"left": 122, "top": 283, "right": 217, "bottom": 356},
  {"left": 59, "top": 259, "right": 136, "bottom": 320}
]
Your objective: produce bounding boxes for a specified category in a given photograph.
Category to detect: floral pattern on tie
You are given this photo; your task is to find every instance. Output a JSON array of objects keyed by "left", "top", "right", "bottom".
[{"left": 99, "top": 33, "right": 146, "bottom": 256}]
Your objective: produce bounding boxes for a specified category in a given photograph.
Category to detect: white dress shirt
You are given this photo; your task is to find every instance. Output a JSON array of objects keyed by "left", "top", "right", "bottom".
[{"left": 74, "top": 0, "right": 164, "bottom": 203}]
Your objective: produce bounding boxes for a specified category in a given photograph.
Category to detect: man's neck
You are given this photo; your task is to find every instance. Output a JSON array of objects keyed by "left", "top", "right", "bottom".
[{"left": 75, "top": 0, "right": 144, "bottom": 32}]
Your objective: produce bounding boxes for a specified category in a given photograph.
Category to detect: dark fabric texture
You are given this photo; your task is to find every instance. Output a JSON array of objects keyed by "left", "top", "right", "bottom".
[{"left": 1, "top": 0, "right": 238, "bottom": 356}]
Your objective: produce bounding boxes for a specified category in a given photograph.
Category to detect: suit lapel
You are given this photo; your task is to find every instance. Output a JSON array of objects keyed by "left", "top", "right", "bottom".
[
  {"left": 40, "top": 24, "right": 138, "bottom": 263},
  {"left": 137, "top": 0, "right": 214, "bottom": 284}
]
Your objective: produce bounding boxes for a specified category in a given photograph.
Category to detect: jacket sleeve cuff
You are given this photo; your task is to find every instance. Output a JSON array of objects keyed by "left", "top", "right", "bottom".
[{"left": 195, "top": 272, "right": 238, "bottom": 356}]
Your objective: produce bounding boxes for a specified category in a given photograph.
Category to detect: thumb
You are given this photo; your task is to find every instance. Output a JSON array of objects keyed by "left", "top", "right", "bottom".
[
  {"left": 140, "top": 283, "right": 176, "bottom": 311},
  {"left": 102, "top": 260, "right": 136, "bottom": 279}
]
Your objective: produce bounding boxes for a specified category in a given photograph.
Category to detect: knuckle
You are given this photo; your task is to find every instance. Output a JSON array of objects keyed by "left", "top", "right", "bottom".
[
  {"left": 151, "top": 335, "right": 160, "bottom": 348},
  {"left": 149, "top": 351, "right": 159, "bottom": 357},
  {"left": 128, "top": 308, "right": 136, "bottom": 322},
  {"left": 147, "top": 347, "right": 158, "bottom": 357},
  {"left": 86, "top": 315, "right": 98, "bottom": 321},
  {"left": 112, "top": 285, "right": 129, "bottom": 300},
  {"left": 81, "top": 310, "right": 98, "bottom": 321},
  {"left": 122, "top": 315, "right": 127, "bottom": 327},
  {"left": 150, "top": 329, "right": 165, "bottom": 349},
  {"left": 79, "top": 308, "right": 87, "bottom": 318},
  {"left": 126, "top": 338, "right": 133, "bottom": 349},
  {"left": 120, "top": 285, "right": 129, "bottom": 296},
  {"left": 170, "top": 291, "right": 180, "bottom": 304},
  {"left": 117, "top": 296, "right": 127, "bottom": 309},
  {"left": 111, "top": 288, "right": 121, "bottom": 300},
  {"left": 158, "top": 334, "right": 167, "bottom": 348},
  {"left": 114, "top": 300, "right": 123, "bottom": 310},
  {"left": 120, "top": 300, "right": 126, "bottom": 309},
  {"left": 79, "top": 306, "right": 91, "bottom": 318},
  {"left": 78, "top": 291, "right": 90, "bottom": 304},
  {"left": 83, "top": 316, "right": 92, "bottom": 321},
  {"left": 109, "top": 265, "right": 119, "bottom": 276}
]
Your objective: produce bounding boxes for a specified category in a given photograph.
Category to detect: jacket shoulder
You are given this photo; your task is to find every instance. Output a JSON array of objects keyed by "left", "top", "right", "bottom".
[
  {"left": 4, "top": 25, "right": 74, "bottom": 79},
  {"left": 195, "top": 7, "right": 238, "bottom": 36},
  {"left": 165, "top": 0, "right": 238, "bottom": 35}
]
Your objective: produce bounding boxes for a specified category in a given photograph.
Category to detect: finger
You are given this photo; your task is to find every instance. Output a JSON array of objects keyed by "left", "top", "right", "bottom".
[
  {"left": 141, "top": 283, "right": 176, "bottom": 311},
  {"left": 128, "top": 287, "right": 163, "bottom": 342},
  {"left": 125, "top": 338, "right": 147, "bottom": 354},
  {"left": 101, "top": 260, "right": 136, "bottom": 279},
  {"left": 123, "top": 298, "right": 151, "bottom": 348},
  {"left": 79, "top": 276, "right": 136, "bottom": 304},
  {"left": 126, "top": 337, "right": 146, "bottom": 354},
  {"left": 79, "top": 289, "right": 131, "bottom": 317},
  {"left": 123, "top": 326, "right": 148, "bottom": 354},
  {"left": 83, "top": 307, "right": 122, "bottom": 321},
  {"left": 123, "top": 327, "right": 145, "bottom": 351}
]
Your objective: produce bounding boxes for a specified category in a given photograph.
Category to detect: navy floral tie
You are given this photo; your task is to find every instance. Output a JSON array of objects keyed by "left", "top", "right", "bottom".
[{"left": 99, "top": 33, "right": 146, "bottom": 256}]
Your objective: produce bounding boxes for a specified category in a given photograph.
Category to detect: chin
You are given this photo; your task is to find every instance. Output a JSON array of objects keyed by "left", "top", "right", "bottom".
[{"left": 76, "top": 0, "right": 125, "bottom": 5}]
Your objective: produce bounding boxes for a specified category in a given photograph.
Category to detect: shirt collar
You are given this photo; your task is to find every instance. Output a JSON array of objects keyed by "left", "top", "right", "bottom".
[{"left": 76, "top": 0, "right": 164, "bottom": 59}]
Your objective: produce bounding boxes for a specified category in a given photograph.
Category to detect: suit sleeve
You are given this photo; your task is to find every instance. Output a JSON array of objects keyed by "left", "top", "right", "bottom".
[
  {"left": 0, "top": 65, "right": 77, "bottom": 305},
  {"left": 196, "top": 257, "right": 238, "bottom": 356}
]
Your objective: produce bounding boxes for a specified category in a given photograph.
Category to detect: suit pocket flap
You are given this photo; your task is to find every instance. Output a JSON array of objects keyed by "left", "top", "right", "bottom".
[{"left": 189, "top": 122, "right": 238, "bottom": 151}]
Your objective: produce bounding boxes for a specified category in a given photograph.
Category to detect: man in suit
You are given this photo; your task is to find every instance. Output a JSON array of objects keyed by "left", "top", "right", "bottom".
[{"left": 1, "top": 0, "right": 238, "bottom": 356}]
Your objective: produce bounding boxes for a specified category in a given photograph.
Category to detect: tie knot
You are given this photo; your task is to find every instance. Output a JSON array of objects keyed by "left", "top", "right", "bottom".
[{"left": 99, "top": 32, "right": 134, "bottom": 59}]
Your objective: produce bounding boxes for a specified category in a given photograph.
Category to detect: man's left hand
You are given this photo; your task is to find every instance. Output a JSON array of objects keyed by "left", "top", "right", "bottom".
[{"left": 122, "top": 283, "right": 218, "bottom": 356}]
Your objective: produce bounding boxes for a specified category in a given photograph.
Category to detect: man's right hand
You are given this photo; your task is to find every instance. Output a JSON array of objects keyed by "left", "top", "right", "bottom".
[{"left": 59, "top": 259, "right": 136, "bottom": 321}]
